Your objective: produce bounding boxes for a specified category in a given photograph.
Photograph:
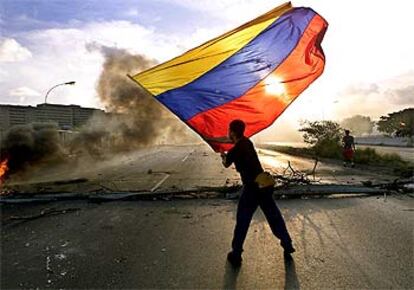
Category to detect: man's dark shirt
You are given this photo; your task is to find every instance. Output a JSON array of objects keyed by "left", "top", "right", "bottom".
[
  {"left": 226, "top": 137, "right": 263, "bottom": 186},
  {"left": 342, "top": 135, "right": 354, "bottom": 149}
]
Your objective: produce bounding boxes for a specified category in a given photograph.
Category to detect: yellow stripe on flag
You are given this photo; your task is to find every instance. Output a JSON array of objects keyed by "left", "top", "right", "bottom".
[{"left": 132, "top": 2, "right": 292, "bottom": 96}]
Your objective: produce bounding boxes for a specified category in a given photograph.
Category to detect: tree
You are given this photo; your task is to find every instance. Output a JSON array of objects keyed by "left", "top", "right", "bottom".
[
  {"left": 299, "top": 120, "right": 342, "bottom": 145},
  {"left": 377, "top": 108, "right": 414, "bottom": 137},
  {"left": 341, "top": 115, "right": 374, "bottom": 136},
  {"left": 299, "top": 120, "right": 343, "bottom": 158}
]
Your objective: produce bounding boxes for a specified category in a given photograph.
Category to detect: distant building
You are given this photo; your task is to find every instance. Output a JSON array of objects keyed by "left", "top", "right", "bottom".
[{"left": 0, "top": 103, "right": 105, "bottom": 135}]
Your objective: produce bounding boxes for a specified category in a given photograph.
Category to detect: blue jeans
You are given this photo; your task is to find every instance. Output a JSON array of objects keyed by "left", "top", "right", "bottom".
[{"left": 231, "top": 185, "right": 293, "bottom": 255}]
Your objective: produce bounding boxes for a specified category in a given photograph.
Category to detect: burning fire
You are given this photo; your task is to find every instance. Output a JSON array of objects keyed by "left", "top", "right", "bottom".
[{"left": 0, "top": 158, "right": 8, "bottom": 183}]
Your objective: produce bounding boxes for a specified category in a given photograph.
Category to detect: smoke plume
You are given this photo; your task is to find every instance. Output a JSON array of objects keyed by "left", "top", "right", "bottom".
[
  {"left": 1, "top": 44, "right": 197, "bottom": 177},
  {"left": 0, "top": 123, "right": 64, "bottom": 176},
  {"left": 72, "top": 43, "right": 195, "bottom": 154}
]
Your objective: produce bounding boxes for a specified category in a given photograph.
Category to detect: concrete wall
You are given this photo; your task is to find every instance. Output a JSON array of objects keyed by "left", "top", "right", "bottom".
[{"left": 355, "top": 135, "right": 413, "bottom": 147}]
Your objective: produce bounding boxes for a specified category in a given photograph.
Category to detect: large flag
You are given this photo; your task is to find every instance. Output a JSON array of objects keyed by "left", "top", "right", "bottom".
[{"left": 130, "top": 2, "right": 328, "bottom": 152}]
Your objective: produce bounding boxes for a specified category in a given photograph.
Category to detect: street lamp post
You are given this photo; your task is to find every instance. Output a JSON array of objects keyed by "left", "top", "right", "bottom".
[
  {"left": 42, "top": 81, "right": 76, "bottom": 127},
  {"left": 44, "top": 81, "right": 76, "bottom": 104}
]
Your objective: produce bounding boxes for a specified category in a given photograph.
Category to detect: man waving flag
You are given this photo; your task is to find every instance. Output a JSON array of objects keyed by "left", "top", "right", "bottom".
[{"left": 129, "top": 1, "right": 328, "bottom": 152}]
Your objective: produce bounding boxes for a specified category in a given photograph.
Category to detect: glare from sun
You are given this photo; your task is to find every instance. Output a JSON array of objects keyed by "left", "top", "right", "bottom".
[{"left": 265, "top": 76, "right": 285, "bottom": 95}]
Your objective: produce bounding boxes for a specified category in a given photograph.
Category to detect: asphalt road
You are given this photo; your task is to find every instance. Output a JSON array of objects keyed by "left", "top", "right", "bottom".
[
  {"left": 4, "top": 144, "right": 398, "bottom": 194},
  {"left": 1, "top": 195, "right": 413, "bottom": 289}
]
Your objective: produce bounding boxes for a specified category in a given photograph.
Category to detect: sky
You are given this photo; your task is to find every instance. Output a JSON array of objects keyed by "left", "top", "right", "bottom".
[{"left": 1, "top": 0, "right": 413, "bottom": 138}]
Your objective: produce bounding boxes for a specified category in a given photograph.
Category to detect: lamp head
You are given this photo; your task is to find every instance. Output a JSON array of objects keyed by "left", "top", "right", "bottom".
[{"left": 65, "top": 81, "right": 76, "bottom": 85}]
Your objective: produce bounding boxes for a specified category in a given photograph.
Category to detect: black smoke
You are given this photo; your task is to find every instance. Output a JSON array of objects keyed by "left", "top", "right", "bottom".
[
  {"left": 1, "top": 45, "right": 197, "bottom": 177},
  {"left": 71, "top": 43, "right": 196, "bottom": 154},
  {"left": 0, "top": 123, "right": 64, "bottom": 176}
]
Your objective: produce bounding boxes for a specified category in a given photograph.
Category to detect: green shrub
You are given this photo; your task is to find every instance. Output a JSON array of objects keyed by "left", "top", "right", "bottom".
[
  {"left": 299, "top": 120, "right": 342, "bottom": 145},
  {"left": 298, "top": 120, "right": 343, "bottom": 159},
  {"left": 295, "top": 119, "right": 412, "bottom": 177},
  {"left": 312, "top": 138, "right": 342, "bottom": 159},
  {"left": 354, "top": 148, "right": 406, "bottom": 167},
  {"left": 260, "top": 144, "right": 412, "bottom": 177}
]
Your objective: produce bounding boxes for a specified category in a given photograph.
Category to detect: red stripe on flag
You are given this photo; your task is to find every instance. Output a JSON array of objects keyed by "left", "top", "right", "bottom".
[{"left": 188, "top": 14, "right": 327, "bottom": 152}]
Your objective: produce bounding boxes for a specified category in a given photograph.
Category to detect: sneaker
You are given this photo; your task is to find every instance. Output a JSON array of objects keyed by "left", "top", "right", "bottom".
[{"left": 227, "top": 251, "right": 242, "bottom": 267}]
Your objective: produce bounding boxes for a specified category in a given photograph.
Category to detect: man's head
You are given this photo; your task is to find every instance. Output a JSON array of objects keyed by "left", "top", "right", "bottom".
[
  {"left": 229, "top": 119, "right": 245, "bottom": 142},
  {"left": 345, "top": 129, "right": 350, "bottom": 136}
]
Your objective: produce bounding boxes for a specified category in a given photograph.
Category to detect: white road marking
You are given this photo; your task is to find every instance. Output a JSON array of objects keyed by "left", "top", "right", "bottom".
[
  {"left": 150, "top": 173, "right": 170, "bottom": 192},
  {"left": 151, "top": 149, "right": 194, "bottom": 192},
  {"left": 181, "top": 149, "right": 194, "bottom": 162}
]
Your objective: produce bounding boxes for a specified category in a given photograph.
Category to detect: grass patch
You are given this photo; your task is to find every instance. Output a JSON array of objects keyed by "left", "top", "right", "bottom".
[
  {"left": 260, "top": 143, "right": 413, "bottom": 178},
  {"left": 354, "top": 148, "right": 413, "bottom": 177}
]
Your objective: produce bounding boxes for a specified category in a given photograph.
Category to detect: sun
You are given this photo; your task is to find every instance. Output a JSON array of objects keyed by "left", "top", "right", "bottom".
[{"left": 264, "top": 75, "right": 285, "bottom": 95}]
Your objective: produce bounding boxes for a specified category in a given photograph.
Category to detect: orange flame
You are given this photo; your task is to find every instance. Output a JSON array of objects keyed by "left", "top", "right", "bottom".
[{"left": 0, "top": 158, "right": 8, "bottom": 182}]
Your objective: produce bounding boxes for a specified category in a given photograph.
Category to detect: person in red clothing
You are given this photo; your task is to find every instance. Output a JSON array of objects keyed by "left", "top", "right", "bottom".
[
  {"left": 220, "top": 119, "right": 295, "bottom": 267},
  {"left": 342, "top": 129, "right": 355, "bottom": 167}
]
